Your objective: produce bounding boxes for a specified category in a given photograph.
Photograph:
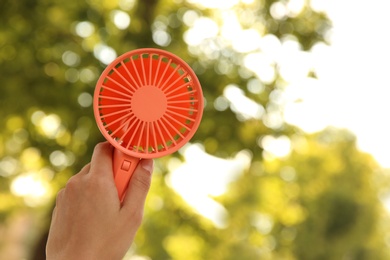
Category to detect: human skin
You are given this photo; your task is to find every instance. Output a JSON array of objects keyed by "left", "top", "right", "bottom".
[{"left": 46, "top": 142, "right": 154, "bottom": 260}]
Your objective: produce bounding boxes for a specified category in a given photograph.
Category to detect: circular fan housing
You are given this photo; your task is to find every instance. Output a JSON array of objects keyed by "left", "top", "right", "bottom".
[{"left": 94, "top": 48, "right": 203, "bottom": 159}]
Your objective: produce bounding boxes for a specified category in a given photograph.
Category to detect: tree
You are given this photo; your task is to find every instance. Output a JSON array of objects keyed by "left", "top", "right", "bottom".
[{"left": 0, "top": 0, "right": 388, "bottom": 259}]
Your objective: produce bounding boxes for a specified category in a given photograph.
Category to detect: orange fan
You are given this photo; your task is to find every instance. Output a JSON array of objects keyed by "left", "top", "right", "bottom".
[{"left": 94, "top": 48, "right": 203, "bottom": 200}]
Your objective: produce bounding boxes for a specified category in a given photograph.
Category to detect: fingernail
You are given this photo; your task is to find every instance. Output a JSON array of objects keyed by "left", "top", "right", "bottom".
[{"left": 141, "top": 159, "right": 154, "bottom": 173}]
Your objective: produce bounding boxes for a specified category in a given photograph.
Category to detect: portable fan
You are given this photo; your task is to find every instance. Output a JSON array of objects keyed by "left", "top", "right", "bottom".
[{"left": 94, "top": 48, "right": 203, "bottom": 200}]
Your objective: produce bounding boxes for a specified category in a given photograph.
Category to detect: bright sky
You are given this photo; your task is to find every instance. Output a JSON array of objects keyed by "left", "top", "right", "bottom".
[
  {"left": 167, "top": 0, "right": 390, "bottom": 227},
  {"left": 285, "top": 0, "right": 390, "bottom": 168},
  {"left": 180, "top": 0, "right": 390, "bottom": 168}
]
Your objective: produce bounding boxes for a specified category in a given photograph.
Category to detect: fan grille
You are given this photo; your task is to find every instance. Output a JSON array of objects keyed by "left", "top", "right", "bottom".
[{"left": 94, "top": 49, "right": 203, "bottom": 158}]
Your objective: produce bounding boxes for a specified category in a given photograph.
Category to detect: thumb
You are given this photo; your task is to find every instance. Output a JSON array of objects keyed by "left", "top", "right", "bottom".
[{"left": 121, "top": 159, "right": 154, "bottom": 216}]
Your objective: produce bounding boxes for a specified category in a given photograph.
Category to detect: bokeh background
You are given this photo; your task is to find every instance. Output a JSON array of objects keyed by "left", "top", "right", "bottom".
[{"left": 1, "top": 0, "right": 390, "bottom": 259}]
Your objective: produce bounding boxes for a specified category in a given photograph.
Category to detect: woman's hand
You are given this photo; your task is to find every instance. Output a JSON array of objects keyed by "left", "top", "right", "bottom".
[{"left": 46, "top": 142, "right": 153, "bottom": 260}]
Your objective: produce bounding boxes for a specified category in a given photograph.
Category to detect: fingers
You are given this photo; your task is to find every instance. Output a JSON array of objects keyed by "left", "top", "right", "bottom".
[
  {"left": 79, "top": 163, "right": 91, "bottom": 175},
  {"left": 89, "top": 142, "right": 114, "bottom": 177},
  {"left": 121, "top": 159, "right": 153, "bottom": 220}
]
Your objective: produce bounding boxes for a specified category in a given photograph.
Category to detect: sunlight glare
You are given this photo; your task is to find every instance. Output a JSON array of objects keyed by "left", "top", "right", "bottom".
[
  {"left": 79, "top": 68, "right": 96, "bottom": 83},
  {"left": 223, "top": 84, "right": 264, "bottom": 120},
  {"left": 40, "top": 114, "right": 62, "bottom": 139},
  {"left": 241, "top": 0, "right": 255, "bottom": 4},
  {"left": 65, "top": 68, "right": 79, "bottom": 83},
  {"left": 118, "top": 0, "right": 136, "bottom": 11},
  {"left": 0, "top": 156, "right": 18, "bottom": 177},
  {"left": 263, "top": 111, "right": 284, "bottom": 130},
  {"left": 62, "top": 51, "right": 80, "bottom": 67},
  {"left": 153, "top": 30, "right": 171, "bottom": 47},
  {"left": 270, "top": 2, "right": 288, "bottom": 20},
  {"left": 259, "top": 135, "right": 292, "bottom": 159},
  {"left": 183, "top": 17, "right": 218, "bottom": 46},
  {"left": 243, "top": 52, "right": 276, "bottom": 84},
  {"left": 31, "top": 110, "right": 45, "bottom": 126},
  {"left": 251, "top": 212, "right": 274, "bottom": 235},
  {"left": 286, "top": 0, "right": 306, "bottom": 17},
  {"left": 220, "top": 11, "right": 241, "bottom": 41},
  {"left": 167, "top": 144, "right": 251, "bottom": 228},
  {"left": 11, "top": 172, "right": 52, "bottom": 207},
  {"left": 93, "top": 44, "right": 117, "bottom": 65},
  {"left": 247, "top": 78, "right": 265, "bottom": 94},
  {"left": 260, "top": 34, "right": 282, "bottom": 62},
  {"left": 232, "top": 29, "right": 261, "bottom": 53},
  {"left": 283, "top": 78, "right": 330, "bottom": 133},
  {"left": 213, "top": 96, "right": 229, "bottom": 111},
  {"left": 111, "top": 10, "right": 131, "bottom": 30},
  {"left": 278, "top": 50, "right": 310, "bottom": 82},
  {"left": 75, "top": 21, "right": 95, "bottom": 38},
  {"left": 182, "top": 10, "right": 199, "bottom": 27},
  {"left": 310, "top": 0, "right": 329, "bottom": 13},
  {"left": 186, "top": 0, "right": 239, "bottom": 9},
  {"left": 49, "top": 150, "right": 74, "bottom": 168},
  {"left": 77, "top": 92, "right": 93, "bottom": 107}
]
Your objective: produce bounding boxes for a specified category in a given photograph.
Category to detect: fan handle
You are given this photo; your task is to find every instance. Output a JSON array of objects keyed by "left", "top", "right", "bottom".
[{"left": 112, "top": 148, "right": 140, "bottom": 201}]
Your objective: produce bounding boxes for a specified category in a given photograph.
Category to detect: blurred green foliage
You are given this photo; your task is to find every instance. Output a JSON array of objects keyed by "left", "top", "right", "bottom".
[{"left": 1, "top": 0, "right": 389, "bottom": 259}]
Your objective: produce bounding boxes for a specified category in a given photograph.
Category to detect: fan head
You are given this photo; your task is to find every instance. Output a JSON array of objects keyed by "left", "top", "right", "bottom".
[{"left": 94, "top": 48, "right": 203, "bottom": 159}]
